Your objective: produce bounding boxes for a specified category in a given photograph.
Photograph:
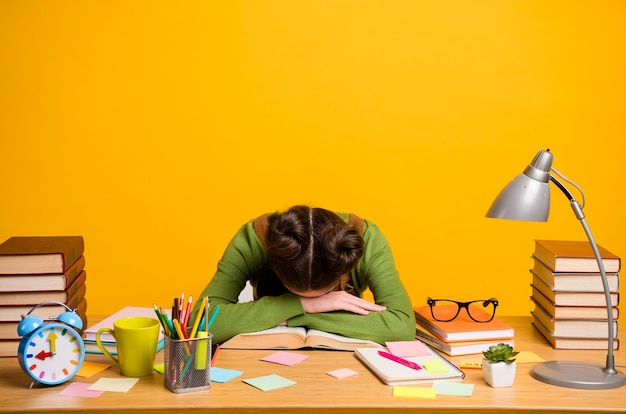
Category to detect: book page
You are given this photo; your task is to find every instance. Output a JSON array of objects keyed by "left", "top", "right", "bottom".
[
  {"left": 304, "top": 329, "right": 381, "bottom": 351},
  {"left": 220, "top": 326, "right": 307, "bottom": 349}
]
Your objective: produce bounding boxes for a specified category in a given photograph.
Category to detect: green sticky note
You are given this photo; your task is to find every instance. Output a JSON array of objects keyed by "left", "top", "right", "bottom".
[
  {"left": 153, "top": 363, "right": 165, "bottom": 374},
  {"left": 424, "top": 359, "right": 448, "bottom": 374},
  {"left": 243, "top": 374, "right": 296, "bottom": 392},
  {"left": 433, "top": 380, "right": 474, "bottom": 396}
]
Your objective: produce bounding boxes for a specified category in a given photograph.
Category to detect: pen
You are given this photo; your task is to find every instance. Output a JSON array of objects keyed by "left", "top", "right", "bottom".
[{"left": 378, "top": 350, "right": 422, "bottom": 370}]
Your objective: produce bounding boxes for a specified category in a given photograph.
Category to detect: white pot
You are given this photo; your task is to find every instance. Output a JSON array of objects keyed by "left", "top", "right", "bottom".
[{"left": 482, "top": 360, "right": 516, "bottom": 388}]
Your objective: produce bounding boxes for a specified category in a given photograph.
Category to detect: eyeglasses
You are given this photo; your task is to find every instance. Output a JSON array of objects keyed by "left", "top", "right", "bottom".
[{"left": 427, "top": 297, "right": 499, "bottom": 323}]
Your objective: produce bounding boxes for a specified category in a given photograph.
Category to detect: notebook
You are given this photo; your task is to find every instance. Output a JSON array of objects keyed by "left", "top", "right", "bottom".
[{"left": 354, "top": 343, "right": 465, "bottom": 385}]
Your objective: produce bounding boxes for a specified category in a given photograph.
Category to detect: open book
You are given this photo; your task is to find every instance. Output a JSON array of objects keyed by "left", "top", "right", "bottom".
[{"left": 220, "top": 326, "right": 381, "bottom": 351}]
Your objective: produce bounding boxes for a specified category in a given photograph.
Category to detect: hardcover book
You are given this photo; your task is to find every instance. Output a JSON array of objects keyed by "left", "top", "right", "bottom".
[
  {"left": 220, "top": 325, "right": 381, "bottom": 351},
  {"left": 0, "top": 293, "right": 85, "bottom": 322},
  {"left": 533, "top": 239, "right": 621, "bottom": 273},
  {"left": 532, "top": 318, "right": 619, "bottom": 350},
  {"left": 531, "top": 303, "right": 618, "bottom": 339},
  {"left": 531, "top": 275, "right": 620, "bottom": 307},
  {"left": 530, "top": 288, "right": 618, "bottom": 320},
  {"left": 0, "top": 271, "right": 86, "bottom": 306},
  {"left": 0, "top": 255, "right": 86, "bottom": 292},
  {"left": 530, "top": 257, "right": 619, "bottom": 293},
  {"left": 0, "top": 297, "right": 87, "bottom": 340},
  {"left": 0, "top": 236, "right": 85, "bottom": 274}
]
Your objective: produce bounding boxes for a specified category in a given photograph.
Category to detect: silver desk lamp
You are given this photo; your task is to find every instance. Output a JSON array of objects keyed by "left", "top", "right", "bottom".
[{"left": 486, "top": 148, "right": 625, "bottom": 389}]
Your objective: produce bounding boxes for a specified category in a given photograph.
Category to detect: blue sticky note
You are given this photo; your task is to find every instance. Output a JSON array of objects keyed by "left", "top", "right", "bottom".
[{"left": 211, "top": 367, "right": 244, "bottom": 383}]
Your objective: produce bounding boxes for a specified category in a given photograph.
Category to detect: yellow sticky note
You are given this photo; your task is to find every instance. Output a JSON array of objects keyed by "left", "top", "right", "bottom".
[
  {"left": 424, "top": 359, "right": 448, "bottom": 374},
  {"left": 392, "top": 386, "right": 436, "bottom": 399},
  {"left": 459, "top": 359, "right": 482, "bottom": 369},
  {"left": 515, "top": 351, "right": 545, "bottom": 364}
]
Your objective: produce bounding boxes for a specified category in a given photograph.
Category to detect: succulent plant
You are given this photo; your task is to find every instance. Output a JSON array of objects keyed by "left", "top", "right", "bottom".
[{"left": 482, "top": 343, "right": 519, "bottom": 364}]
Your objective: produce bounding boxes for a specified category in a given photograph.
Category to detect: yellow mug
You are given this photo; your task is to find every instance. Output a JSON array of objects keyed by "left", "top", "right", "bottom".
[{"left": 96, "top": 316, "right": 160, "bottom": 377}]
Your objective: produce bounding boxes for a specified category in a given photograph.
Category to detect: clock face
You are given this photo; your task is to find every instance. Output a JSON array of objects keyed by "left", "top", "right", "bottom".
[{"left": 18, "top": 323, "right": 85, "bottom": 385}]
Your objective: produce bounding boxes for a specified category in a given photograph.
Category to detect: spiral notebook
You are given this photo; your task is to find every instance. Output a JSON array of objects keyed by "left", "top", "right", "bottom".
[{"left": 354, "top": 343, "right": 465, "bottom": 385}]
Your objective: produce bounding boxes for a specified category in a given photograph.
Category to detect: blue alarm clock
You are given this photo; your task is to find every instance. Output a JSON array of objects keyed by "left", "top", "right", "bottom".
[{"left": 17, "top": 301, "right": 85, "bottom": 388}]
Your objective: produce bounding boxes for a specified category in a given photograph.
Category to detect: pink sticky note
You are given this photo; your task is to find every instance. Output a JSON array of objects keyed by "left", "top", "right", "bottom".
[
  {"left": 326, "top": 368, "right": 359, "bottom": 379},
  {"left": 58, "top": 381, "right": 104, "bottom": 398},
  {"left": 385, "top": 340, "right": 431, "bottom": 357},
  {"left": 260, "top": 351, "right": 309, "bottom": 366}
]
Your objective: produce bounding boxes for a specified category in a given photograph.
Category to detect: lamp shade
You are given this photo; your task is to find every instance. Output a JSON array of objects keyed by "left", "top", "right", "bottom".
[{"left": 486, "top": 149, "right": 553, "bottom": 222}]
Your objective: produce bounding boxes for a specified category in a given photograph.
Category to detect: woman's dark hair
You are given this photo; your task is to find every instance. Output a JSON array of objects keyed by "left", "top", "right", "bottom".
[{"left": 265, "top": 206, "right": 363, "bottom": 293}]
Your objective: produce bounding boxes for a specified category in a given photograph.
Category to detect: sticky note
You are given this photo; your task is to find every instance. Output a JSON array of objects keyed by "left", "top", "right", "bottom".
[
  {"left": 211, "top": 367, "right": 244, "bottom": 383},
  {"left": 515, "top": 351, "right": 545, "bottom": 363},
  {"left": 87, "top": 378, "right": 139, "bottom": 393},
  {"left": 433, "top": 380, "right": 474, "bottom": 396},
  {"left": 260, "top": 351, "right": 309, "bottom": 366},
  {"left": 243, "top": 374, "right": 296, "bottom": 392},
  {"left": 459, "top": 359, "right": 482, "bottom": 369},
  {"left": 385, "top": 340, "right": 431, "bottom": 357},
  {"left": 424, "top": 359, "right": 448, "bottom": 374},
  {"left": 153, "top": 363, "right": 165, "bottom": 374},
  {"left": 326, "top": 368, "right": 358, "bottom": 379},
  {"left": 392, "top": 386, "right": 436, "bottom": 399},
  {"left": 58, "top": 382, "right": 104, "bottom": 398},
  {"left": 76, "top": 361, "right": 111, "bottom": 377}
]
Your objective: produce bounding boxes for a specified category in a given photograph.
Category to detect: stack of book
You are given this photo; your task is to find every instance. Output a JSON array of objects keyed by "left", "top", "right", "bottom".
[
  {"left": 0, "top": 236, "right": 87, "bottom": 357},
  {"left": 413, "top": 304, "right": 515, "bottom": 356},
  {"left": 530, "top": 239, "right": 621, "bottom": 350}
]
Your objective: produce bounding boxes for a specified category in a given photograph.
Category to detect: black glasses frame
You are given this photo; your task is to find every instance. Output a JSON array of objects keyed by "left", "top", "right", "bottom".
[{"left": 427, "top": 297, "right": 499, "bottom": 323}]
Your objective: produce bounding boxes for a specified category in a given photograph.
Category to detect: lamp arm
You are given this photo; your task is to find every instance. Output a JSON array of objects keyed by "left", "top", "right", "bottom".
[{"left": 550, "top": 175, "right": 617, "bottom": 374}]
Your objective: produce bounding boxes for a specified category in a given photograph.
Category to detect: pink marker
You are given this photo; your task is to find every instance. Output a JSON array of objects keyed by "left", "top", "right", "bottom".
[{"left": 377, "top": 350, "right": 422, "bottom": 370}]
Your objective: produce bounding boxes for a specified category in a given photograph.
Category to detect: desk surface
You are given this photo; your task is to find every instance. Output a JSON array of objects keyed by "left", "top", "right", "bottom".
[{"left": 1, "top": 316, "right": 625, "bottom": 414}]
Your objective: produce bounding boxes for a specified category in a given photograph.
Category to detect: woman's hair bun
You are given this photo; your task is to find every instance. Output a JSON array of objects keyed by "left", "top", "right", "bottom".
[{"left": 266, "top": 209, "right": 308, "bottom": 261}]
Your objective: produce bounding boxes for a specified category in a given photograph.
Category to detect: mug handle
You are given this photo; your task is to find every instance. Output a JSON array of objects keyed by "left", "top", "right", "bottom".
[{"left": 96, "top": 327, "right": 119, "bottom": 365}]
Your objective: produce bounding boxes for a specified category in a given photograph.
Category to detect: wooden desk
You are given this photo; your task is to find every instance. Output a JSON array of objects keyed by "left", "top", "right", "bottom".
[{"left": 1, "top": 316, "right": 625, "bottom": 414}]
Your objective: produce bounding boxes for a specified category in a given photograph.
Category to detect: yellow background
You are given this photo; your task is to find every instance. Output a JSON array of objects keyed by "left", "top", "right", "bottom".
[{"left": 1, "top": 1, "right": 624, "bottom": 318}]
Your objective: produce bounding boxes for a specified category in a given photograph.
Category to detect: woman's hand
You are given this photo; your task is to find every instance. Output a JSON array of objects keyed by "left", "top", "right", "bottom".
[{"left": 299, "top": 291, "right": 386, "bottom": 315}]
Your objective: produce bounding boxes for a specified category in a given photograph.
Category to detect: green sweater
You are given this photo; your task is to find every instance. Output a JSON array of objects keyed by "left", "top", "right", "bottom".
[{"left": 195, "top": 213, "right": 416, "bottom": 344}]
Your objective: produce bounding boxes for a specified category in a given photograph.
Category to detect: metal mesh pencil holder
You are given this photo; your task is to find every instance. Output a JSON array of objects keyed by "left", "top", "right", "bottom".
[{"left": 164, "top": 333, "right": 212, "bottom": 393}]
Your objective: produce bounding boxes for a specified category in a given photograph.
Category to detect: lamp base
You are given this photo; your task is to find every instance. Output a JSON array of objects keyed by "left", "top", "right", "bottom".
[{"left": 531, "top": 361, "right": 626, "bottom": 390}]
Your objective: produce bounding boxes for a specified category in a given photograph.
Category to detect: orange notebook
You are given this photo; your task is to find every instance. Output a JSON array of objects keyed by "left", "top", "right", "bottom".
[{"left": 413, "top": 305, "right": 515, "bottom": 342}]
